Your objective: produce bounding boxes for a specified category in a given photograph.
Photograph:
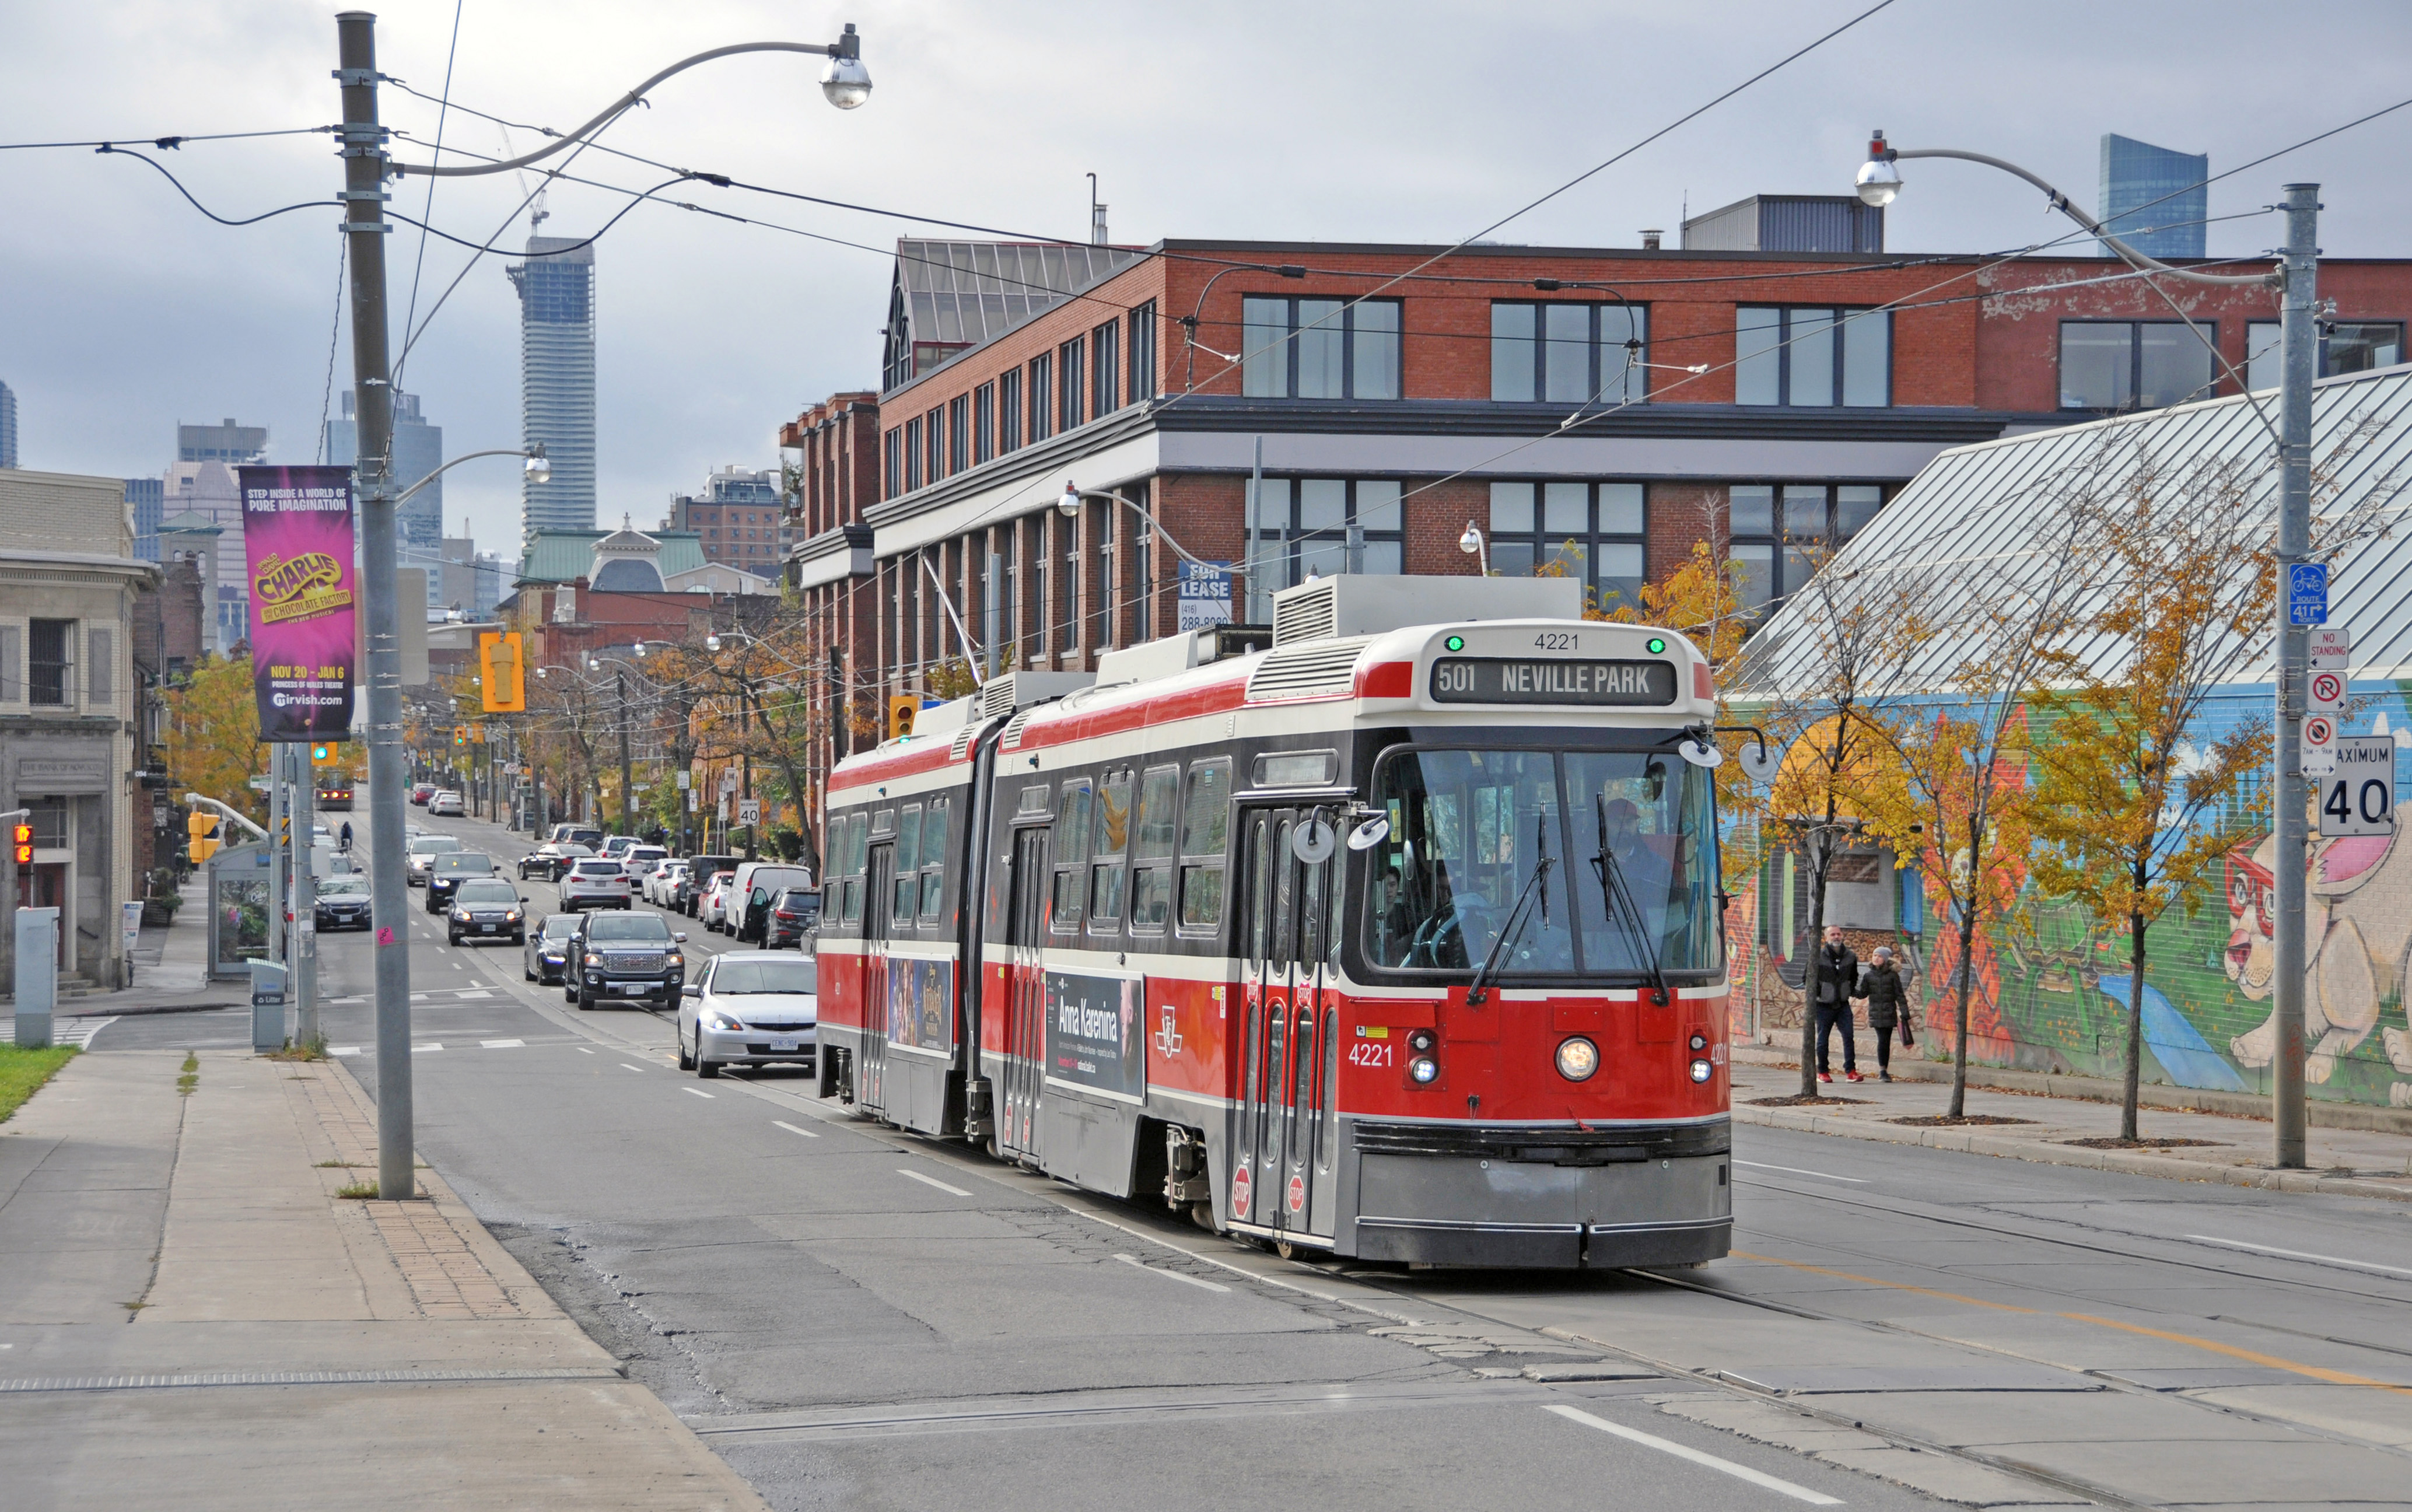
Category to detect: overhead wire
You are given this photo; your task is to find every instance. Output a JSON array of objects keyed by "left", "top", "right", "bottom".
[{"left": 393, "top": 0, "right": 468, "bottom": 397}]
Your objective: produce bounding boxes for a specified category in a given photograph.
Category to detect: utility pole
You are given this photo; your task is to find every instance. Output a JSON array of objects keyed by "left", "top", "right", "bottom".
[
  {"left": 2272, "top": 183, "right": 2320, "bottom": 1171},
  {"left": 336, "top": 12, "right": 415, "bottom": 1200},
  {"left": 295, "top": 749, "right": 317, "bottom": 1048},
  {"left": 617, "top": 667, "right": 635, "bottom": 835}
]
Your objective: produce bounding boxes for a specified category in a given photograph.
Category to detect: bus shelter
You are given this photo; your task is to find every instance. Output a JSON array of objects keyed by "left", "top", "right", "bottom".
[{"left": 206, "top": 841, "right": 273, "bottom": 981}]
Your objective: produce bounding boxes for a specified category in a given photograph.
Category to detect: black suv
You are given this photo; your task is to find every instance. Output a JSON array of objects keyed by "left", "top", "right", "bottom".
[
  {"left": 425, "top": 852, "right": 497, "bottom": 913},
  {"left": 678, "top": 855, "right": 738, "bottom": 915},
  {"left": 445, "top": 878, "right": 526, "bottom": 946},
  {"left": 566, "top": 911, "right": 687, "bottom": 1011}
]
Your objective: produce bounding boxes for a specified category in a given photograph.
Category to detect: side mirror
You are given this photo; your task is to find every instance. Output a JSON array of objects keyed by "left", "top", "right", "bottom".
[
  {"left": 674, "top": 932, "right": 688, "bottom": 943},
  {"left": 681, "top": 983, "right": 702, "bottom": 998}
]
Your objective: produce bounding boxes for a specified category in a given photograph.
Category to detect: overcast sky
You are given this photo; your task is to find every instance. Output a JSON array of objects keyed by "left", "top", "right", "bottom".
[{"left": 4, "top": 0, "right": 2410, "bottom": 556}]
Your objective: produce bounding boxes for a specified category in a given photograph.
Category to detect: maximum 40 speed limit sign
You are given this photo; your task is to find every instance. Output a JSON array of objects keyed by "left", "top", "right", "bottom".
[{"left": 2322, "top": 736, "right": 2399, "bottom": 836}]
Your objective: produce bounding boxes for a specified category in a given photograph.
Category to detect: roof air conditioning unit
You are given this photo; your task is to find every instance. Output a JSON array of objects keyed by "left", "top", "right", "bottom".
[{"left": 1269, "top": 575, "right": 1585, "bottom": 645}]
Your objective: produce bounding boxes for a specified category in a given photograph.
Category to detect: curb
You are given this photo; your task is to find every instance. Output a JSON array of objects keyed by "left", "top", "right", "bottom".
[{"left": 1731, "top": 1103, "right": 2412, "bottom": 1203}]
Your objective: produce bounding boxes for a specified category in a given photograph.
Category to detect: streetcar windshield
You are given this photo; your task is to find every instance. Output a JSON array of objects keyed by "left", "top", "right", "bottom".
[{"left": 1365, "top": 746, "right": 1719, "bottom": 978}]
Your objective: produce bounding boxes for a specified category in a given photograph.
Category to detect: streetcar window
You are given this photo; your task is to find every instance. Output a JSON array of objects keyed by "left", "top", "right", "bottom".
[
  {"left": 1128, "top": 765, "right": 1181, "bottom": 930},
  {"left": 1088, "top": 772, "right": 1131, "bottom": 932},
  {"left": 1177, "top": 757, "right": 1233, "bottom": 930},
  {"left": 918, "top": 797, "right": 951, "bottom": 922},
  {"left": 1253, "top": 750, "right": 1337, "bottom": 789},
  {"left": 1051, "top": 781, "right": 1092, "bottom": 930},
  {"left": 1366, "top": 748, "right": 1574, "bottom": 973},
  {"left": 839, "top": 812, "right": 866, "bottom": 926},
  {"left": 892, "top": 804, "right": 923, "bottom": 925},
  {"left": 1563, "top": 750, "right": 1722, "bottom": 974}
]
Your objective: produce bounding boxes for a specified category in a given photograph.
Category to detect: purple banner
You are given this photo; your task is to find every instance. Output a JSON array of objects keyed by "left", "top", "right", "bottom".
[{"left": 237, "top": 464, "right": 356, "bottom": 741}]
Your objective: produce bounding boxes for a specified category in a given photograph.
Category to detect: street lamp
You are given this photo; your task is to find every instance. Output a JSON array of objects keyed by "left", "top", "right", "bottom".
[
  {"left": 334, "top": 13, "right": 873, "bottom": 1199},
  {"left": 1458, "top": 522, "right": 1489, "bottom": 576},
  {"left": 1056, "top": 482, "right": 1215, "bottom": 567},
  {"left": 1847, "top": 130, "right": 2319, "bottom": 1169}
]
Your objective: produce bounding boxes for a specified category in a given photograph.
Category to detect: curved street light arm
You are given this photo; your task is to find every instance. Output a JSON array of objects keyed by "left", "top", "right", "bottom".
[
  {"left": 1888, "top": 146, "right": 2273, "bottom": 288},
  {"left": 391, "top": 36, "right": 855, "bottom": 178},
  {"left": 391, "top": 447, "right": 542, "bottom": 508},
  {"left": 1070, "top": 487, "right": 1215, "bottom": 570},
  {"left": 184, "top": 793, "right": 271, "bottom": 842}
]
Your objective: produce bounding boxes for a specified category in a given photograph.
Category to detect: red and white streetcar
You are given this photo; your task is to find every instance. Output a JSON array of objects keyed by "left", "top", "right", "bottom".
[{"left": 814, "top": 575, "right": 1730, "bottom": 1268}]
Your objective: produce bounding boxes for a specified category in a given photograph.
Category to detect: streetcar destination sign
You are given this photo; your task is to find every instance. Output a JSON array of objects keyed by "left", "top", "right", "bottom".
[{"left": 1429, "top": 657, "right": 1675, "bottom": 706}]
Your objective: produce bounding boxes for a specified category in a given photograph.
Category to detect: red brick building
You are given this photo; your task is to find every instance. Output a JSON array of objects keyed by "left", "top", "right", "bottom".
[{"left": 785, "top": 218, "right": 2412, "bottom": 825}]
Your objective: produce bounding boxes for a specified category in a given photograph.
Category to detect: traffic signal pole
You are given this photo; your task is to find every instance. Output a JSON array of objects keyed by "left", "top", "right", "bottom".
[
  {"left": 295, "top": 752, "right": 318, "bottom": 1048},
  {"left": 336, "top": 13, "right": 416, "bottom": 1200}
]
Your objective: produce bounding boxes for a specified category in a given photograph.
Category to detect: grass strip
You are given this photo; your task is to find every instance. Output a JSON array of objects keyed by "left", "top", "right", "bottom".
[{"left": 0, "top": 1045, "right": 79, "bottom": 1124}]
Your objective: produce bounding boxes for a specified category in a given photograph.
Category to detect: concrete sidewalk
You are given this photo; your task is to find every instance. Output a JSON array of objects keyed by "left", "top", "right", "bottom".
[
  {"left": 1731, "top": 1050, "right": 2412, "bottom": 1202},
  {"left": 0, "top": 1048, "right": 768, "bottom": 1511}
]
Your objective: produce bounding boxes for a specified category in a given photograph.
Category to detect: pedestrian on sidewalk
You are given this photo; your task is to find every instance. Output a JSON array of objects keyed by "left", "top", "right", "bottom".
[
  {"left": 1856, "top": 946, "right": 1910, "bottom": 1082},
  {"left": 1813, "top": 925, "right": 1862, "bottom": 1083}
]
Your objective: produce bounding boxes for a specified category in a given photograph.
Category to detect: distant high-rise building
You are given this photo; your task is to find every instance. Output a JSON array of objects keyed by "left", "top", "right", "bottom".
[
  {"left": 663, "top": 465, "right": 794, "bottom": 571},
  {"left": 0, "top": 380, "right": 17, "bottom": 467},
  {"left": 2100, "top": 134, "right": 2207, "bottom": 261},
  {"left": 177, "top": 417, "right": 268, "bottom": 465},
  {"left": 324, "top": 388, "right": 444, "bottom": 549},
  {"left": 506, "top": 235, "right": 597, "bottom": 548},
  {"left": 162, "top": 461, "right": 248, "bottom": 653},
  {"left": 126, "top": 476, "right": 164, "bottom": 561}
]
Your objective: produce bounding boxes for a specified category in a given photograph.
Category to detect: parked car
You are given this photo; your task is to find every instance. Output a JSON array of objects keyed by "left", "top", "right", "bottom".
[
  {"left": 566, "top": 910, "right": 686, "bottom": 1011},
  {"left": 560, "top": 858, "right": 632, "bottom": 911},
  {"left": 622, "top": 846, "right": 667, "bottom": 895},
  {"left": 314, "top": 874, "right": 373, "bottom": 932},
  {"left": 677, "top": 953, "right": 817, "bottom": 1078},
  {"left": 405, "top": 834, "right": 462, "bottom": 886},
  {"left": 547, "top": 824, "right": 606, "bottom": 850},
  {"left": 698, "top": 872, "right": 738, "bottom": 930},
  {"left": 444, "top": 878, "right": 525, "bottom": 946},
  {"left": 518, "top": 842, "right": 594, "bottom": 881},
  {"left": 599, "top": 836, "right": 638, "bottom": 859},
  {"left": 765, "top": 887, "right": 821, "bottom": 950},
  {"left": 410, "top": 782, "right": 437, "bottom": 805},
  {"left": 677, "top": 855, "right": 738, "bottom": 915},
  {"left": 523, "top": 913, "right": 582, "bottom": 984},
  {"left": 425, "top": 851, "right": 497, "bottom": 912},
  {"left": 646, "top": 860, "right": 689, "bottom": 907},
  {"left": 730, "top": 862, "right": 815, "bottom": 943},
  {"left": 428, "top": 790, "right": 465, "bottom": 816}
]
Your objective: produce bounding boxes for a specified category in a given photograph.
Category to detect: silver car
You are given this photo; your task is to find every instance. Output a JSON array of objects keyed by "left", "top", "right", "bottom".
[
  {"left": 647, "top": 860, "right": 690, "bottom": 907},
  {"left": 677, "top": 953, "right": 817, "bottom": 1079},
  {"left": 405, "top": 833, "right": 461, "bottom": 886},
  {"left": 559, "top": 856, "right": 632, "bottom": 911}
]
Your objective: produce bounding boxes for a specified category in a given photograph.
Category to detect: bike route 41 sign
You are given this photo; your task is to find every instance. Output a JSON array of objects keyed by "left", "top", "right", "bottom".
[{"left": 2322, "top": 736, "right": 2398, "bottom": 836}]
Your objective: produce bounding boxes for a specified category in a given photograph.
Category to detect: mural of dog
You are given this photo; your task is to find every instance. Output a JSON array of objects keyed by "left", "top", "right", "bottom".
[{"left": 2227, "top": 820, "right": 2412, "bottom": 1085}]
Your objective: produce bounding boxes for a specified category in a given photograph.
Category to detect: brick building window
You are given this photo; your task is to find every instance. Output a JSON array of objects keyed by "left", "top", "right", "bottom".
[
  {"left": 1129, "top": 302, "right": 1157, "bottom": 402},
  {"left": 1028, "top": 354, "right": 1053, "bottom": 444},
  {"left": 1728, "top": 484, "right": 1884, "bottom": 611},
  {"left": 1491, "top": 303, "right": 1650, "bottom": 405},
  {"left": 1736, "top": 307, "right": 1890, "bottom": 407},
  {"left": 902, "top": 418, "right": 922, "bottom": 492},
  {"left": 1059, "top": 335, "right": 1086, "bottom": 433},
  {"left": 1091, "top": 321, "right": 1120, "bottom": 416},
  {"left": 1000, "top": 369, "right": 1023, "bottom": 454},
  {"left": 974, "top": 383, "right": 996, "bottom": 464},
  {"left": 2246, "top": 319, "right": 2402, "bottom": 393},
  {"left": 1249, "top": 478, "right": 1403, "bottom": 590},
  {"left": 1242, "top": 297, "right": 1402, "bottom": 400},
  {"left": 884, "top": 427, "right": 904, "bottom": 500},
  {"left": 1487, "top": 481, "right": 1647, "bottom": 613},
  {"left": 948, "top": 395, "right": 969, "bottom": 474},
  {"left": 923, "top": 406, "right": 944, "bottom": 482},
  {"left": 2059, "top": 320, "right": 2215, "bottom": 411}
]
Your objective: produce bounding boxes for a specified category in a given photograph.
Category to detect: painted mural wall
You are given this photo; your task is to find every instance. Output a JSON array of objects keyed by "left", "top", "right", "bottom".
[{"left": 1725, "top": 684, "right": 2412, "bottom": 1110}]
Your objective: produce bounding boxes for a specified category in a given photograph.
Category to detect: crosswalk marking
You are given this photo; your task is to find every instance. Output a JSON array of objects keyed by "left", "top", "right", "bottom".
[
  {"left": 331, "top": 1046, "right": 361, "bottom": 1056},
  {"left": 411, "top": 1043, "right": 442, "bottom": 1053},
  {"left": 479, "top": 1039, "right": 525, "bottom": 1049}
]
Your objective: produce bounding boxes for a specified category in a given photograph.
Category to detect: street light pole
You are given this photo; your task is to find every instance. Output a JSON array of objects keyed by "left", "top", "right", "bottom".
[{"left": 335, "top": 13, "right": 416, "bottom": 1199}]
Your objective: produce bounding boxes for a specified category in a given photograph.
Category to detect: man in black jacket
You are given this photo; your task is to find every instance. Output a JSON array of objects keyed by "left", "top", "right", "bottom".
[{"left": 1813, "top": 926, "right": 1863, "bottom": 1084}]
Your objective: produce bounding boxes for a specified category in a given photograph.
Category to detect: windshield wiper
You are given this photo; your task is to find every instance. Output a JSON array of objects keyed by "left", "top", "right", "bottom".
[
  {"left": 1466, "top": 814, "right": 1555, "bottom": 1006},
  {"left": 1593, "top": 794, "right": 1672, "bottom": 1007}
]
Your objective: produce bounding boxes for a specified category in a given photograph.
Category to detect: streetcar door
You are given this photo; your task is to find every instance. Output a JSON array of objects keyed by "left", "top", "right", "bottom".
[
  {"left": 1238, "top": 808, "right": 1333, "bottom": 1235},
  {"left": 862, "top": 841, "right": 894, "bottom": 1110},
  {"left": 1001, "top": 826, "right": 1051, "bottom": 1160},
  {"left": 1292, "top": 807, "right": 1339, "bottom": 1237},
  {"left": 1234, "top": 811, "right": 1289, "bottom": 1228}
]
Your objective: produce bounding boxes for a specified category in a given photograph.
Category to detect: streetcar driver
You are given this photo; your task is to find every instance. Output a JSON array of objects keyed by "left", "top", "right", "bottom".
[{"left": 1590, "top": 795, "right": 1674, "bottom": 963}]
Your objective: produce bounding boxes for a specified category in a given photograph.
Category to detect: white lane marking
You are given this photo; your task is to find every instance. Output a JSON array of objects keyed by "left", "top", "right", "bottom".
[
  {"left": 684, "top": 1087, "right": 715, "bottom": 1099},
  {"left": 576, "top": 1047, "right": 594, "bottom": 1055},
  {"left": 898, "top": 1168, "right": 973, "bottom": 1198},
  {"left": 1113, "top": 1252, "right": 1231, "bottom": 1293},
  {"left": 480, "top": 1039, "right": 525, "bottom": 1049},
  {"left": 1734, "top": 1160, "right": 1868, "bottom": 1185},
  {"left": 412, "top": 1043, "right": 442, "bottom": 1053},
  {"left": 456, "top": 989, "right": 494, "bottom": 999},
  {"left": 772, "top": 1120, "right": 821, "bottom": 1139},
  {"left": 55, "top": 1017, "right": 118, "bottom": 1049},
  {"left": 2185, "top": 1234, "right": 2412, "bottom": 1279},
  {"left": 331, "top": 1046, "right": 362, "bottom": 1056},
  {"left": 1542, "top": 1405, "right": 1842, "bottom": 1505},
  {"left": 330, "top": 996, "right": 366, "bottom": 1005},
  {"left": 619, "top": 1063, "right": 645, "bottom": 1073}
]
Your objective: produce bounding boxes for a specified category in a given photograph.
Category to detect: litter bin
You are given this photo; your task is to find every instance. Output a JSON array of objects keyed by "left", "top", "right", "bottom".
[{"left": 248, "top": 960, "right": 289, "bottom": 1053}]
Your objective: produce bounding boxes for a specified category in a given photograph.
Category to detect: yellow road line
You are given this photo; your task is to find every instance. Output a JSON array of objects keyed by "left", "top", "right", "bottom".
[{"left": 1731, "top": 1249, "right": 2410, "bottom": 1394}]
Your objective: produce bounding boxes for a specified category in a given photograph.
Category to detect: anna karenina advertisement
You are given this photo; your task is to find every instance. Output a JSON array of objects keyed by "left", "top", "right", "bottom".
[{"left": 236, "top": 464, "right": 357, "bottom": 741}]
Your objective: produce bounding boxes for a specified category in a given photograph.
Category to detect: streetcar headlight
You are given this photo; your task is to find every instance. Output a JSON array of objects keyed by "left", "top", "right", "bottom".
[
  {"left": 1408, "top": 1055, "right": 1440, "bottom": 1085},
  {"left": 1689, "top": 1032, "right": 1707, "bottom": 1052},
  {"left": 1408, "top": 1029, "right": 1437, "bottom": 1053},
  {"left": 1555, "top": 1037, "right": 1600, "bottom": 1082},
  {"left": 1689, "top": 1059, "right": 1714, "bottom": 1083}
]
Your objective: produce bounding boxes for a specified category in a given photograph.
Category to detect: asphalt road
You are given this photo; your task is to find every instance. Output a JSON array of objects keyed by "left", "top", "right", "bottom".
[{"left": 92, "top": 790, "right": 2412, "bottom": 1510}]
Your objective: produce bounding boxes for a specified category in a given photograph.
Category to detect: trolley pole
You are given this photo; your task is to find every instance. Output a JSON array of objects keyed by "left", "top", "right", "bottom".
[
  {"left": 335, "top": 11, "right": 416, "bottom": 1199},
  {"left": 2271, "top": 183, "right": 2320, "bottom": 1171}
]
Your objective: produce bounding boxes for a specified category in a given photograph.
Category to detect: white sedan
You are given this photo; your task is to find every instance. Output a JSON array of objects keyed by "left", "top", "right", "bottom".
[
  {"left": 677, "top": 952, "right": 817, "bottom": 1079},
  {"left": 428, "top": 790, "right": 465, "bottom": 816},
  {"left": 647, "top": 861, "right": 689, "bottom": 907}
]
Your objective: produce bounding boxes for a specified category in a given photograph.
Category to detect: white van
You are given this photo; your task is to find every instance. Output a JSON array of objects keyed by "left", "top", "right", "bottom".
[{"left": 727, "top": 861, "right": 814, "bottom": 942}]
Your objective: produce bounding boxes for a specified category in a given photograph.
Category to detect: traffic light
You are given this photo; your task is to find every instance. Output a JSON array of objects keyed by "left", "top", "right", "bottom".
[
  {"left": 479, "top": 631, "right": 526, "bottom": 712},
  {"left": 887, "top": 695, "right": 917, "bottom": 740},
  {"left": 310, "top": 741, "right": 341, "bottom": 767},
  {"left": 186, "top": 810, "right": 222, "bottom": 864},
  {"left": 453, "top": 725, "right": 469, "bottom": 748},
  {"left": 10, "top": 821, "right": 31, "bottom": 866}
]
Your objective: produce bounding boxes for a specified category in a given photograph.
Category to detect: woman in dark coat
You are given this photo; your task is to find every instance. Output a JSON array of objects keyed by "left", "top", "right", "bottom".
[{"left": 1855, "top": 946, "right": 1912, "bottom": 1082}]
